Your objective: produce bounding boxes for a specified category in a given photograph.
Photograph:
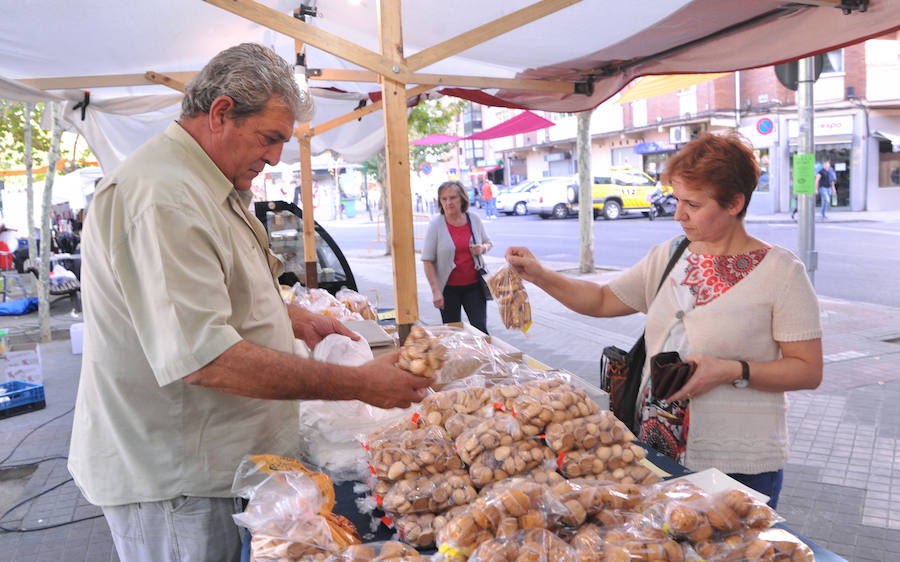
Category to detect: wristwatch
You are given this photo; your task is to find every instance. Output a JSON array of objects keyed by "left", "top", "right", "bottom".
[{"left": 733, "top": 360, "right": 750, "bottom": 388}]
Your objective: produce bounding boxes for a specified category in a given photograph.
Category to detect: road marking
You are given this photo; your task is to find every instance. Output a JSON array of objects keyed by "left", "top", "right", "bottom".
[
  {"left": 823, "top": 350, "right": 867, "bottom": 363},
  {"left": 823, "top": 225, "right": 900, "bottom": 237}
]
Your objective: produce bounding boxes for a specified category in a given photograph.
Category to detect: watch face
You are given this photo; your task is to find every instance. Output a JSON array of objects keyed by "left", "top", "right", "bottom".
[{"left": 733, "top": 378, "right": 749, "bottom": 388}]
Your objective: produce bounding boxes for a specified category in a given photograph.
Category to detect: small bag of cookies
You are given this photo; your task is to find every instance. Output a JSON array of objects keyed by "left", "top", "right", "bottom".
[
  {"left": 379, "top": 470, "right": 477, "bottom": 515},
  {"left": 555, "top": 442, "right": 649, "bottom": 480},
  {"left": 510, "top": 383, "right": 598, "bottom": 432},
  {"left": 468, "top": 439, "right": 555, "bottom": 487},
  {"left": 397, "top": 326, "right": 447, "bottom": 378},
  {"left": 469, "top": 528, "right": 577, "bottom": 562},
  {"left": 544, "top": 411, "right": 634, "bottom": 453},
  {"left": 454, "top": 413, "right": 525, "bottom": 465},
  {"left": 366, "top": 425, "right": 463, "bottom": 482},
  {"left": 486, "top": 264, "right": 532, "bottom": 332}
]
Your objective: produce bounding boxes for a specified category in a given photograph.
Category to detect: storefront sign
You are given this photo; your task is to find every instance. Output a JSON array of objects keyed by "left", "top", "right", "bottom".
[
  {"left": 634, "top": 141, "right": 676, "bottom": 154},
  {"left": 756, "top": 118, "right": 774, "bottom": 135},
  {"left": 788, "top": 115, "right": 854, "bottom": 138},
  {"left": 793, "top": 153, "right": 816, "bottom": 195}
]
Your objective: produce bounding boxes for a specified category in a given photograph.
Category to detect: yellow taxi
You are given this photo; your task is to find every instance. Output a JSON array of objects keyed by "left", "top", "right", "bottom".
[{"left": 592, "top": 168, "right": 670, "bottom": 220}]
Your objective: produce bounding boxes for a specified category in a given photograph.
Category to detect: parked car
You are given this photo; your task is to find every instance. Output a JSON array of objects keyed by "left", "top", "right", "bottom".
[
  {"left": 526, "top": 176, "right": 579, "bottom": 219},
  {"left": 592, "top": 168, "right": 668, "bottom": 220},
  {"left": 496, "top": 180, "right": 540, "bottom": 215}
]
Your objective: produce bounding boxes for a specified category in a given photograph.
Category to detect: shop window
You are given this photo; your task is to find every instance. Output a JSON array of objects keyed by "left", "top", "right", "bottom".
[
  {"left": 754, "top": 148, "right": 770, "bottom": 192},
  {"left": 878, "top": 139, "right": 900, "bottom": 187}
]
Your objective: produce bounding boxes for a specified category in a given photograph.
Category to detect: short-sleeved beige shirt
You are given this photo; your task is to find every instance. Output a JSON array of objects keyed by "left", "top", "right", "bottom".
[{"left": 68, "top": 122, "right": 298, "bottom": 506}]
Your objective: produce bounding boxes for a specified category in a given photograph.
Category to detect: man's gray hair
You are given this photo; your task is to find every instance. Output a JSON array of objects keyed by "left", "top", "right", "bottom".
[{"left": 181, "top": 43, "right": 313, "bottom": 122}]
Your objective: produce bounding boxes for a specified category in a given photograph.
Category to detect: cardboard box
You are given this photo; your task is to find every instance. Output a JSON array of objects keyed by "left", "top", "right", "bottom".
[{"left": 4, "top": 342, "right": 42, "bottom": 384}]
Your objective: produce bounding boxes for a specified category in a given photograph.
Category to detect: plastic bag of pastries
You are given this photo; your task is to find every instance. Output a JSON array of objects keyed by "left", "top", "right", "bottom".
[
  {"left": 486, "top": 264, "right": 533, "bottom": 331},
  {"left": 454, "top": 413, "right": 525, "bottom": 465},
  {"left": 544, "top": 411, "right": 634, "bottom": 453},
  {"left": 548, "top": 479, "right": 647, "bottom": 523},
  {"left": 691, "top": 528, "right": 813, "bottom": 562},
  {"left": 477, "top": 467, "right": 566, "bottom": 497},
  {"left": 397, "top": 326, "right": 448, "bottom": 378},
  {"left": 335, "top": 287, "right": 378, "bottom": 321},
  {"left": 379, "top": 469, "right": 477, "bottom": 515},
  {"left": 469, "top": 528, "right": 577, "bottom": 562},
  {"left": 555, "top": 442, "right": 649, "bottom": 479},
  {"left": 366, "top": 425, "right": 463, "bottom": 482},
  {"left": 510, "top": 382, "right": 598, "bottom": 432},
  {"left": 436, "top": 481, "right": 564, "bottom": 556},
  {"left": 328, "top": 540, "right": 433, "bottom": 561},
  {"left": 421, "top": 384, "right": 492, "bottom": 427},
  {"left": 643, "top": 481, "right": 780, "bottom": 543},
  {"left": 443, "top": 412, "right": 487, "bottom": 440},
  {"left": 467, "top": 439, "right": 555, "bottom": 487}
]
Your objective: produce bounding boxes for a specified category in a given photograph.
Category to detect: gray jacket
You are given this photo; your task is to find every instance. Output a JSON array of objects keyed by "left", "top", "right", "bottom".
[{"left": 421, "top": 211, "right": 492, "bottom": 292}]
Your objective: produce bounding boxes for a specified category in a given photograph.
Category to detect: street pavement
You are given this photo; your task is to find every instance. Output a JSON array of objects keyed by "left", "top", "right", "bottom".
[{"left": 0, "top": 209, "right": 898, "bottom": 561}]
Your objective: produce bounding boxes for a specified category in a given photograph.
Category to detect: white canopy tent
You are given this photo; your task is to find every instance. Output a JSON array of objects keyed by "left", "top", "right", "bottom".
[{"left": 2, "top": 0, "right": 899, "bottom": 332}]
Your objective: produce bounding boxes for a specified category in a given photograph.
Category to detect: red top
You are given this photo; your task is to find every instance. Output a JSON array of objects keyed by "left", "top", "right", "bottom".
[
  {"left": 445, "top": 221, "right": 478, "bottom": 286},
  {"left": 481, "top": 182, "right": 493, "bottom": 200}
]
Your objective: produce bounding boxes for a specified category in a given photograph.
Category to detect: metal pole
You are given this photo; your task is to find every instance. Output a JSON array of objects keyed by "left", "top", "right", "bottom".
[{"left": 797, "top": 57, "right": 817, "bottom": 284}]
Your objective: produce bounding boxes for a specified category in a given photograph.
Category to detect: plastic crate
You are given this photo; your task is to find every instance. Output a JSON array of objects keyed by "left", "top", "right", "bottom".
[{"left": 0, "top": 380, "right": 46, "bottom": 418}]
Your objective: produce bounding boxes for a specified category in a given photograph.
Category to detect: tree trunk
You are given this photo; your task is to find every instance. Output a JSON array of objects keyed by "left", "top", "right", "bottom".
[
  {"left": 39, "top": 102, "right": 64, "bottom": 343},
  {"left": 25, "top": 103, "right": 37, "bottom": 272},
  {"left": 375, "top": 151, "right": 392, "bottom": 256},
  {"left": 577, "top": 110, "right": 595, "bottom": 274}
]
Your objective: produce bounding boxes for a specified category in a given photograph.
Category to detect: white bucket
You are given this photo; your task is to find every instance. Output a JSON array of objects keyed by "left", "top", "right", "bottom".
[{"left": 70, "top": 322, "right": 84, "bottom": 355}]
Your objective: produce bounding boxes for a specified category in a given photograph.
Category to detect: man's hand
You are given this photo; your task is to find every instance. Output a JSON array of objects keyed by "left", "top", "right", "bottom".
[
  {"left": 356, "top": 350, "right": 433, "bottom": 409},
  {"left": 297, "top": 313, "right": 360, "bottom": 349},
  {"left": 505, "top": 246, "right": 544, "bottom": 284},
  {"left": 432, "top": 290, "right": 445, "bottom": 310}
]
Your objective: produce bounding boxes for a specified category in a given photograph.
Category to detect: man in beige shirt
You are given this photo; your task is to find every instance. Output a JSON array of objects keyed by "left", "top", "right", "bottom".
[{"left": 68, "top": 43, "right": 431, "bottom": 562}]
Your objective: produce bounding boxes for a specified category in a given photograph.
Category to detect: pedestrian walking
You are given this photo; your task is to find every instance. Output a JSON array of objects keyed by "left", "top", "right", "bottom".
[
  {"left": 817, "top": 160, "right": 836, "bottom": 219},
  {"left": 422, "top": 180, "right": 493, "bottom": 334},
  {"left": 481, "top": 178, "right": 496, "bottom": 219}
]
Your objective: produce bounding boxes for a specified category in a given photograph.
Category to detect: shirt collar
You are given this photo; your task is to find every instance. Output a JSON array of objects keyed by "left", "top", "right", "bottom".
[{"left": 163, "top": 121, "right": 235, "bottom": 204}]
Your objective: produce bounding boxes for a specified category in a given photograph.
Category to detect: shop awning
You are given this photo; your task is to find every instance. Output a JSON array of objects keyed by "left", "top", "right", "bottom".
[
  {"left": 874, "top": 131, "right": 900, "bottom": 152},
  {"left": 616, "top": 73, "right": 730, "bottom": 104},
  {"left": 412, "top": 111, "right": 555, "bottom": 146}
]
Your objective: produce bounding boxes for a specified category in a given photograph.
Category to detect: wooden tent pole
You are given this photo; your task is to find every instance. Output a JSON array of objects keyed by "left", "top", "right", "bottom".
[
  {"left": 297, "top": 131, "right": 318, "bottom": 289},
  {"left": 378, "top": 0, "right": 417, "bottom": 343}
]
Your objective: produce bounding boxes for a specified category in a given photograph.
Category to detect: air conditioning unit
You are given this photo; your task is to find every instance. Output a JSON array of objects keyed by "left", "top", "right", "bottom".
[{"left": 669, "top": 126, "right": 691, "bottom": 144}]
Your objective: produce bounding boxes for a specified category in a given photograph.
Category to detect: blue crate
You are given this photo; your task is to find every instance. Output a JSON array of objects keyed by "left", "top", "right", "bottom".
[{"left": 0, "top": 380, "right": 46, "bottom": 418}]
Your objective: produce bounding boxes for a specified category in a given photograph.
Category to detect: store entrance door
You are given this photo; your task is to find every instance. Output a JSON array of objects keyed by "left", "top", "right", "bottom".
[{"left": 816, "top": 145, "right": 851, "bottom": 208}]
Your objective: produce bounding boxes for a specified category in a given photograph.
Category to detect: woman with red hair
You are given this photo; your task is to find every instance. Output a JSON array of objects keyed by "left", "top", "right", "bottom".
[{"left": 507, "top": 133, "right": 823, "bottom": 507}]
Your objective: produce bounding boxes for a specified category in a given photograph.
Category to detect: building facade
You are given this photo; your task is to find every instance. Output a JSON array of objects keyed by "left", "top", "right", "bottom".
[{"left": 484, "top": 33, "right": 900, "bottom": 214}]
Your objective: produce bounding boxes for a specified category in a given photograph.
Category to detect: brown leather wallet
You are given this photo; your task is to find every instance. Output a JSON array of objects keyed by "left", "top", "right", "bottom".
[{"left": 650, "top": 351, "right": 696, "bottom": 402}]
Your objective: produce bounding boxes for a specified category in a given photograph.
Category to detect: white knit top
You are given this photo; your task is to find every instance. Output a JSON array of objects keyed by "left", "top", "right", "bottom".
[{"left": 609, "top": 237, "right": 822, "bottom": 474}]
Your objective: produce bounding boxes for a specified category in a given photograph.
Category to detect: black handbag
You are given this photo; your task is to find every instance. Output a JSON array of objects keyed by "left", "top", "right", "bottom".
[
  {"left": 600, "top": 236, "right": 690, "bottom": 433},
  {"left": 465, "top": 213, "right": 493, "bottom": 301}
]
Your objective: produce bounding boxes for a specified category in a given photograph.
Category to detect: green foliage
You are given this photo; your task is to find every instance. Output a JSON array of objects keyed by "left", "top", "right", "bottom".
[
  {"left": 408, "top": 98, "right": 465, "bottom": 172},
  {"left": 0, "top": 101, "right": 51, "bottom": 169}
]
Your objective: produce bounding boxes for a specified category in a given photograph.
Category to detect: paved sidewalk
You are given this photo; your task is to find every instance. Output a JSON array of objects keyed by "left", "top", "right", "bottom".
[{"left": 0, "top": 210, "right": 898, "bottom": 560}]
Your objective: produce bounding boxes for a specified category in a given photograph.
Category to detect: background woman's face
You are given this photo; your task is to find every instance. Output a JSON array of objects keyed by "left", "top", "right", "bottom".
[{"left": 439, "top": 188, "right": 462, "bottom": 214}]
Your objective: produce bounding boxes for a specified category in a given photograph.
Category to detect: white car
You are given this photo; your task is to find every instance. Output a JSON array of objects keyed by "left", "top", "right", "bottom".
[
  {"left": 496, "top": 180, "right": 540, "bottom": 216},
  {"left": 525, "top": 176, "right": 579, "bottom": 219}
]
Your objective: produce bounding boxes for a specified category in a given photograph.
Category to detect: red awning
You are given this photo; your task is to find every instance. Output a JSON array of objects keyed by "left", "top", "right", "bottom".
[{"left": 412, "top": 110, "right": 554, "bottom": 146}]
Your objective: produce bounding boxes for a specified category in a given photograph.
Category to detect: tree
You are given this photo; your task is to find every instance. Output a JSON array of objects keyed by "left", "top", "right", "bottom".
[
  {"left": 364, "top": 97, "right": 465, "bottom": 255},
  {"left": 577, "top": 110, "right": 595, "bottom": 273},
  {"left": 408, "top": 98, "right": 465, "bottom": 172},
  {"left": 0, "top": 100, "right": 51, "bottom": 169}
]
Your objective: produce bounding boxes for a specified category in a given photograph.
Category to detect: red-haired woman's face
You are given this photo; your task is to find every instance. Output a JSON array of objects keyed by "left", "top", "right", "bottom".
[{"left": 672, "top": 177, "right": 742, "bottom": 244}]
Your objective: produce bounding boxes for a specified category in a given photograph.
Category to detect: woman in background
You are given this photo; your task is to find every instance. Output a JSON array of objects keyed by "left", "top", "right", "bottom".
[{"left": 422, "top": 180, "right": 492, "bottom": 334}]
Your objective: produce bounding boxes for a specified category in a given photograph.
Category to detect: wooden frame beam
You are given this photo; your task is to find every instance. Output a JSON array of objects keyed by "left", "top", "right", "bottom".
[
  {"left": 17, "top": 72, "right": 197, "bottom": 90},
  {"left": 203, "top": 0, "right": 399, "bottom": 77},
  {"left": 405, "top": 0, "right": 582, "bottom": 72},
  {"left": 144, "top": 71, "right": 186, "bottom": 93},
  {"left": 311, "top": 69, "right": 576, "bottom": 93},
  {"left": 306, "top": 84, "right": 433, "bottom": 137}
]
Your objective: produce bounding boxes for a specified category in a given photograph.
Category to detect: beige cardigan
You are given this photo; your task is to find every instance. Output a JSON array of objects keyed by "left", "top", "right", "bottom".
[{"left": 609, "top": 237, "right": 822, "bottom": 474}]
